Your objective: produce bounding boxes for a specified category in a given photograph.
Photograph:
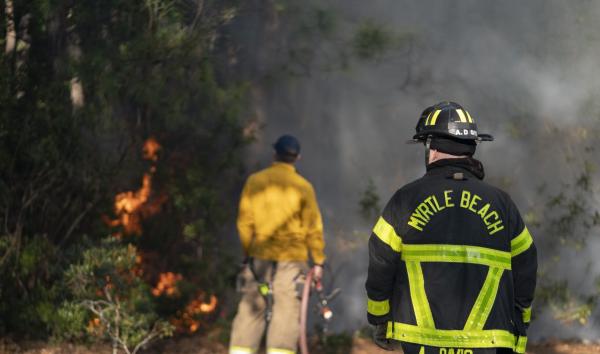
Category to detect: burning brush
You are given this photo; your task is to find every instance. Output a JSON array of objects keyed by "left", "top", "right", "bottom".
[{"left": 103, "top": 137, "right": 219, "bottom": 334}]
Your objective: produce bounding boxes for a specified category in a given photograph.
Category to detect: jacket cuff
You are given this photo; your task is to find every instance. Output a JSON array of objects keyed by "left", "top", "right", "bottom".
[
  {"left": 522, "top": 306, "right": 532, "bottom": 324},
  {"left": 311, "top": 252, "right": 326, "bottom": 266},
  {"left": 367, "top": 298, "right": 391, "bottom": 324}
]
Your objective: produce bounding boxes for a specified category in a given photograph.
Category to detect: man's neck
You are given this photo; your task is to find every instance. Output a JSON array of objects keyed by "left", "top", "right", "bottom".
[{"left": 428, "top": 150, "right": 467, "bottom": 164}]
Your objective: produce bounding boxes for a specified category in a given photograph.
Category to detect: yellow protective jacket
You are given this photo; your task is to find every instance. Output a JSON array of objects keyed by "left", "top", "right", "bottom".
[{"left": 237, "top": 162, "right": 326, "bottom": 264}]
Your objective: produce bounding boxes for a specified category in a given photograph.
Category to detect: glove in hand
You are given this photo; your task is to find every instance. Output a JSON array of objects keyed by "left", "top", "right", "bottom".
[{"left": 372, "top": 324, "right": 401, "bottom": 351}]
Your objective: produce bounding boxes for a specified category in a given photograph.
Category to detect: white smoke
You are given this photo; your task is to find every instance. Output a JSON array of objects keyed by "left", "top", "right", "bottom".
[{"left": 232, "top": 0, "right": 600, "bottom": 339}]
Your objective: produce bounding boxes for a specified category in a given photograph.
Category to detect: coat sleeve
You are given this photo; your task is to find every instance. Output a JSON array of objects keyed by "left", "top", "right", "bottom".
[
  {"left": 508, "top": 198, "right": 538, "bottom": 328},
  {"left": 236, "top": 177, "right": 255, "bottom": 255},
  {"left": 366, "top": 192, "right": 402, "bottom": 325},
  {"left": 303, "top": 183, "right": 326, "bottom": 265}
]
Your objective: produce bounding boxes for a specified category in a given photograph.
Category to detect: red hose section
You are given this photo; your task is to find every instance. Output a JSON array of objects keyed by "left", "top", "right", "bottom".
[{"left": 299, "top": 268, "right": 314, "bottom": 354}]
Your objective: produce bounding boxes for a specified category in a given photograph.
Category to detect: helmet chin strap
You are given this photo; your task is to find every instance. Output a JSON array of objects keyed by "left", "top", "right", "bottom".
[{"left": 424, "top": 137, "right": 432, "bottom": 166}]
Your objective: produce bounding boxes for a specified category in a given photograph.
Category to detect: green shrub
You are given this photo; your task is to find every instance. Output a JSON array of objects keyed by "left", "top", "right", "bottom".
[{"left": 56, "top": 239, "right": 174, "bottom": 353}]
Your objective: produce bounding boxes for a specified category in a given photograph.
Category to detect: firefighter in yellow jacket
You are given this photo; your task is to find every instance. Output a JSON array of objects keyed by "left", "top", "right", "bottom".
[{"left": 229, "top": 135, "right": 326, "bottom": 354}]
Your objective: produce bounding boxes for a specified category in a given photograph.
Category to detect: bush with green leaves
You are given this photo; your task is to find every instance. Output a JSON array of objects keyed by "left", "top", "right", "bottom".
[{"left": 56, "top": 238, "right": 173, "bottom": 353}]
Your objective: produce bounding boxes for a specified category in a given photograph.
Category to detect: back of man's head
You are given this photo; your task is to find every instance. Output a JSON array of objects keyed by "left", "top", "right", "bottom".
[{"left": 273, "top": 134, "right": 301, "bottom": 163}]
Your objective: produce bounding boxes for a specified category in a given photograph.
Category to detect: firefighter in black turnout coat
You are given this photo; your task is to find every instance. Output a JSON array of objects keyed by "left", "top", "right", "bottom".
[{"left": 366, "top": 102, "right": 537, "bottom": 354}]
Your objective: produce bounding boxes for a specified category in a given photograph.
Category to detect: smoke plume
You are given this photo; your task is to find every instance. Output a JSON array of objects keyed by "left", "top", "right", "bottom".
[{"left": 230, "top": 0, "right": 600, "bottom": 341}]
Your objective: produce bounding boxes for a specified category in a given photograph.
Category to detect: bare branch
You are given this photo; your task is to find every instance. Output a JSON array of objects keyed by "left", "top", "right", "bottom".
[
  {"left": 59, "top": 201, "right": 95, "bottom": 247},
  {"left": 133, "top": 322, "right": 157, "bottom": 354}
]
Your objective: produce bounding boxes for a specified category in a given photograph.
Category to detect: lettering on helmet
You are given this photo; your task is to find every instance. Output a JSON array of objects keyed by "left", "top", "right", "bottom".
[{"left": 449, "top": 129, "right": 474, "bottom": 136}]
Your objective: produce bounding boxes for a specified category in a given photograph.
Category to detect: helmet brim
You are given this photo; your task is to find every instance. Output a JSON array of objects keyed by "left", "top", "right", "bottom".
[
  {"left": 477, "top": 133, "right": 494, "bottom": 142},
  {"left": 406, "top": 138, "right": 423, "bottom": 144},
  {"left": 409, "top": 132, "right": 494, "bottom": 143}
]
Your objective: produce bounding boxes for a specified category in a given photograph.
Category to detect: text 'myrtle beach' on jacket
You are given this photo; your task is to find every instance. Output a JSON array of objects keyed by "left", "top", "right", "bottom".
[
  {"left": 366, "top": 158, "right": 537, "bottom": 353},
  {"left": 237, "top": 162, "right": 326, "bottom": 265}
]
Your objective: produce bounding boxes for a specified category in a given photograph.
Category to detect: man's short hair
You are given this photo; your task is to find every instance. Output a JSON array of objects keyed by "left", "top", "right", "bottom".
[{"left": 276, "top": 153, "right": 298, "bottom": 163}]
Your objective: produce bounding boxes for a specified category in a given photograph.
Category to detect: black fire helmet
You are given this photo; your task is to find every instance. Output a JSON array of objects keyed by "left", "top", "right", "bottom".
[{"left": 410, "top": 101, "right": 493, "bottom": 143}]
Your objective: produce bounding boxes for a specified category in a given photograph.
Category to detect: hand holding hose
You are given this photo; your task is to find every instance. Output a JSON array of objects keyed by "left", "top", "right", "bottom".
[
  {"left": 312, "top": 264, "right": 323, "bottom": 282},
  {"left": 373, "top": 324, "right": 401, "bottom": 351}
]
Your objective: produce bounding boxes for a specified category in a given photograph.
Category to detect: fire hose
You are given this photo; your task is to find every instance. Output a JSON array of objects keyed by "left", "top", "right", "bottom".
[{"left": 299, "top": 268, "right": 341, "bottom": 354}]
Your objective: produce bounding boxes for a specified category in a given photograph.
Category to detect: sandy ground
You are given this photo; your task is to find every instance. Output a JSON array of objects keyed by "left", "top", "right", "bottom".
[{"left": 3, "top": 336, "right": 600, "bottom": 354}]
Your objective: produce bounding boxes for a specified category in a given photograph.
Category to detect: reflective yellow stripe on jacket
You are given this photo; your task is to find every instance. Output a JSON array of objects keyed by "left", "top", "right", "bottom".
[
  {"left": 372, "top": 216, "right": 402, "bottom": 252},
  {"left": 522, "top": 306, "right": 532, "bottom": 323},
  {"left": 402, "top": 244, "right": 511, "bottom": 269},
  {"left": 387, "top": 322, "right": 527, "bottom": 353},
  {"left": 464, "top": 267, "right": 504, "bottom": 330},
  {"left": 367, "top": 298, "right": 390, "bottom": 316},
  {"left": 511, "top": 227, "right": 533, "bottom": 257},
  {"left": 392, "top": 243, "right": 527, "bottom": 352},
  {"left": 406, "top": 260, "right": 435, "bottom": 328}
]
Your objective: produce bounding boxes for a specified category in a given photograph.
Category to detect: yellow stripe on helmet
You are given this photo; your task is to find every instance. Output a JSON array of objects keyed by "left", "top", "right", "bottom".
[
  {"left": 456, "top": 109, "right": 468, "bottom": 123},
  {"left": 466, "top": 110, "right": 474, "bottom": 123},
  {"left": 424, "top": 111, "right": 433, "bottom": 125},
  {"left": 427, "top": 110, "right": 442, "bottom": 126}
]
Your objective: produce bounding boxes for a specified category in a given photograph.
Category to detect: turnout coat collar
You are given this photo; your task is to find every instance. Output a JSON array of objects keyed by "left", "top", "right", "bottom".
[{"left": 426, "top": 157, "right": 485, "bottom": 180}]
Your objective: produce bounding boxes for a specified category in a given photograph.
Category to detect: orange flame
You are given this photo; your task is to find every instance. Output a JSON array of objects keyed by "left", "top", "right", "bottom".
[
  {"left": 143, "top": 137, "right": 161, "bottom": 161},
  {"left": 105, "top": 138, "right": 166, "bottom": 236},
  {"left": 101, "top": 137, "right": 219, "bottom": 334},
  {"left": 152, "top": 272, "right": 183, "bottom": 297},
  {"left": 87, "top": 317, "right": 103, "bottom": 336},
  {"left": 187, "top": 294, "right": 218, "bottom": 314},
  {"left": 169, "top": 293, "right": 219, "bottom": 333}
]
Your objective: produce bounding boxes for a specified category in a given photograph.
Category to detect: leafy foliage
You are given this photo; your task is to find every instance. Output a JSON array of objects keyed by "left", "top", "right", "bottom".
[
  {"left": 359, "top": 179, "right": 381, "bottom": 223},
  {"left": 0, "top": 0, "right": 248, "bottom": 345},
  {"left": 532, "top": 148, "right": 600, "bottom": 325},
  {"left": 58, "top": 239, "right": 173, "bottom": 353},
  {"left": 353, "top": 21, "right": 394, "bottom": 60}
]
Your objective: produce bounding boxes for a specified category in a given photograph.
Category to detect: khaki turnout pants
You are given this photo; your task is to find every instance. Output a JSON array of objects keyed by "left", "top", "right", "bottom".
[{"left": 229, "top": 259, "right": 307, "bottom": 354}]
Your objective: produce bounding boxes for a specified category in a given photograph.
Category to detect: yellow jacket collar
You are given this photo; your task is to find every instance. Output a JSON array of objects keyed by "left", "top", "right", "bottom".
[{"left": 272, "top": 162, "right": 296, "bottom": 172}]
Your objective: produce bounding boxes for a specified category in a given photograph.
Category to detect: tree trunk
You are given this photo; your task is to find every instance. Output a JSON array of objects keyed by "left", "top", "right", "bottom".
[{"left": 5, "top": 0, "right": 16, "bottom": 54}]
